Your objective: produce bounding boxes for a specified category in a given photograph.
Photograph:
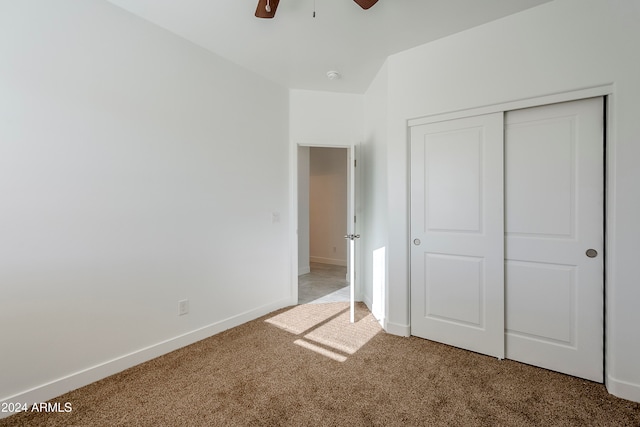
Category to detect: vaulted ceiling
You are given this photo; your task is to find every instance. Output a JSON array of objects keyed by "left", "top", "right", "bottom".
[{"left": 106, "top": 0, "right": 552, "bottom": 93}]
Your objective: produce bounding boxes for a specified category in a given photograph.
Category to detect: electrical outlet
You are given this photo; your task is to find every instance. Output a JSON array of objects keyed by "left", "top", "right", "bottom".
[{"left": 178, "top": 299, "right": 189, "bottom": 316}]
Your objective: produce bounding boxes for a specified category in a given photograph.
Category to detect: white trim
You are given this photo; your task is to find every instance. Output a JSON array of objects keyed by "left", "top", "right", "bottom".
[
  {"left": 296, "top": 140, "right": 354, "bottom": 149},
  {"left": 0, "top": 298, "right": 291, "bottom": 419},
  {"left": 289, "top": 138, "right": 300, "bottom": 307},
  {"left": 384, "top": 319, "right": 410, "bottom": 337},
  {"left": 362, "top": 294, "right": 385, "bottom": 327},
  {"left": 604, "top": 92, "right": 622, "bottom": 399},
  {"left": 363, "top": 294, "right": 373, "bottom": 311},
  {"left": 408, "top": 85, "right": 613, "bottom": 127},
  {"left": 298, "top": 266, "right": 311, "bottom": 275},
  {"left": 606, "top": 376, "right": 640, "bottom": 403},
  {"left": 310, "top": 256, "right": 347, "bottom": 266}
]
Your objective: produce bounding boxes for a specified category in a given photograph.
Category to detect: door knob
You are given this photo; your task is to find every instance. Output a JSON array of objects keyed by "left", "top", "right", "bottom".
[
  {"left": 413, "top": 239, "right": 421, "bottom": 246},
  {"left": 586, "top": 249, "right": 598, "bottom": 258}
]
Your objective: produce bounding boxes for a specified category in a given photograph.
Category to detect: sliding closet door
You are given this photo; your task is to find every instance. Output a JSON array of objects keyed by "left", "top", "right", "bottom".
[
  {"left": 504, "top": 98, "right": 604, "bottom": 382},
  {"left": 410, "top": 113, "right": 504, "bottom": 359}
]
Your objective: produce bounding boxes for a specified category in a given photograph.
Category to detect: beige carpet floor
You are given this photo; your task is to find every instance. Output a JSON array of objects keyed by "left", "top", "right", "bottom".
[{"left": 2, "top": 302, "right": 639, "bottom": 426}]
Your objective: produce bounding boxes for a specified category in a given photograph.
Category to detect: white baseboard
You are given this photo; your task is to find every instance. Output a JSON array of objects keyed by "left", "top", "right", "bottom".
[
  {"left": 0, "top": 298, "right": 292, "bottom": 419},
  {"left": 298, "top": 266, "right": 310, "bottom": 275},
  {"left": 362, "top": 295, "right": 385, "bottom": 328},
  {"left": 607, "top": 375, "right": 640, "bottom": 403},
  {"left": 362, "top": 294, "right": 373, "bottom": 311},
  {"left": 309, "top": 256, "right": 347, "bottom": 267},
  {"left": 384, "top": 319, "right": 410, "bottom": 337}
]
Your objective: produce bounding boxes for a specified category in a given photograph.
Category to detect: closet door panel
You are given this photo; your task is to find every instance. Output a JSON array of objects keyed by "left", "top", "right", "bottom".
[
  {"left": 505, "top": 97, "right": 604, "bottom": 382},
  {"left": 410, "top": 112, "right": 504, "bottom": 359}
]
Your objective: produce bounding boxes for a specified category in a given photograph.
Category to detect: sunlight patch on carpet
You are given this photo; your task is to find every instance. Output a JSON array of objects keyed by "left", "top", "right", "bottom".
[
  {"left": 265, "top": 302, "right": 382, "bottom": 362},
  {"left": 265, "top": 303, "right": 348, "bottom": 335},
  {"left": 303, "top": 309, "right": 381, "bottom": 355},
  {"left": 293, "top": 339, "right": 347, "bottom": 362}
]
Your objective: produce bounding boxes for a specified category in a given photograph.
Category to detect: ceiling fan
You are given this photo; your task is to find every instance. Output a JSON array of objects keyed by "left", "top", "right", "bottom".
[{"left": 255, "top": 0, "right": 378, "bottom": 19}]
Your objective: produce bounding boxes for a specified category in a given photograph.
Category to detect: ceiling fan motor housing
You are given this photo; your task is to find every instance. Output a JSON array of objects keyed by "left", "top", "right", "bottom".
[{"left": 354, "top": 0, "right": 379, "bottom": 10}]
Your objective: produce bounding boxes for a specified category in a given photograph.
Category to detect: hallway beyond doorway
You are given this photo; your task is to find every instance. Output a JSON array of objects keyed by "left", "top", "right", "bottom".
[{"left": 298, "top": 262, "right": 349, "bottom": 304}]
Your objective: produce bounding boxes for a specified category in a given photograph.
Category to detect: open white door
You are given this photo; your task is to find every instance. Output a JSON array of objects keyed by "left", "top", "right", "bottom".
[
  {"left": 346, "top": 145, "right": 358, "bottom": 323},
  {"left": 410, "top": 113, "right": 505, "bottom": 358}
]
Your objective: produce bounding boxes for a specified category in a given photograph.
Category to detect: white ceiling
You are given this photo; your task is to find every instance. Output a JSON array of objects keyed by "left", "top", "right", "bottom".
[{"left": 106, "top": 0, "right": 552, "bottom": 93}]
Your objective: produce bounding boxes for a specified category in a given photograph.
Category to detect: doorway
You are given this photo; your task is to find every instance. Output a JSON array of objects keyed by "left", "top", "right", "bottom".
[{"left": 298, "top": 146, "right": 351, "bottom": 305}]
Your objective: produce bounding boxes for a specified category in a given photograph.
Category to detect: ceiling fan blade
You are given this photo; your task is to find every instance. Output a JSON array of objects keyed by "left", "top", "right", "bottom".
[
  {"left": 255, "top": 0, "right": 280, "bottom": 18},
  {"left": 354, "top": 0, "right": 378, "bottom": 10}
]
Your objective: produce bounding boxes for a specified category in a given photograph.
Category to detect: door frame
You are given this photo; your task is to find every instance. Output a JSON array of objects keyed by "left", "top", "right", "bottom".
[
  {"left": 407, "top": 84, "right": 612, "bottom": 377},
  {"left": 289, "top": 141, "right": 361, "bottom": 306}
]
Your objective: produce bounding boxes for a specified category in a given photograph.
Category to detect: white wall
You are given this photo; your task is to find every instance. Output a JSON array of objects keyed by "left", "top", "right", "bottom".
[
  {"left": 297, "top": 147, "right": 310, "bottom": 274},
  {"left": 362, "top": 63, "right": 389, "bottom": 322},
  {"left": 0, "top": 0, "right": 290, "bottom": 410},
  {"left": 383, "top": 0, "right": 640, "bottom": 402},
  {"left": 309, "top": 148, "right": 348, "bottom": 266},
  {"left": 290, "top": 90, "right": 364, "bottom": 146}
]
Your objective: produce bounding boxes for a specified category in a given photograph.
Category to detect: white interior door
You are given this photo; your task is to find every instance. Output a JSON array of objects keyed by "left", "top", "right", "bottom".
[
  {"left": 347, "top": 145, "right": 358, "bottom": 323},
  {"left": 410, "top": 113, "right": 505, "bottom": 358},
  {"left": 504, "top": 97, "right": 604, "bottom": 382}
]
